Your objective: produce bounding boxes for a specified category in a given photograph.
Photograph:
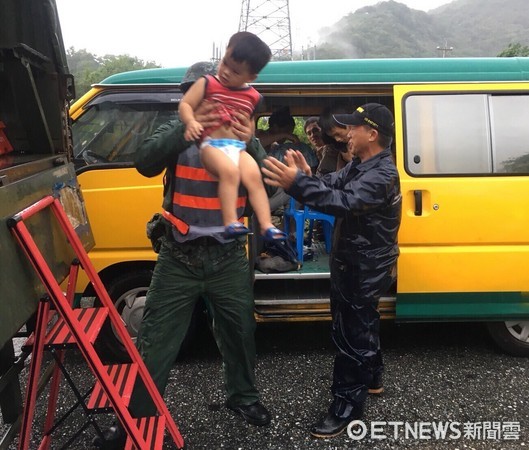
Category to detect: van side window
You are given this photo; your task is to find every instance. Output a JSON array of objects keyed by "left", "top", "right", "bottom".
[
  {"left": 490, "top": 95, "right": 529, "bottom": 174},
  {"left": 404, "top": 93, "right": 529, "bottom": 176},
  {"left": 405, "top": 94, "right": 491, "bottom": 175}
]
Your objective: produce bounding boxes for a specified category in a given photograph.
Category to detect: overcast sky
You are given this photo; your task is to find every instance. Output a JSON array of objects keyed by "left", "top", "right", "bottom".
[{"left": 56, "top": 0, "right": 453, "bottom": 68}]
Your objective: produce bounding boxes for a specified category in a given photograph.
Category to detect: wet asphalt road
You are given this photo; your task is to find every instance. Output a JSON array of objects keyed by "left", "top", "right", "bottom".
[{"left": 4, "top": 320, "right": 529, "bottom": 449}]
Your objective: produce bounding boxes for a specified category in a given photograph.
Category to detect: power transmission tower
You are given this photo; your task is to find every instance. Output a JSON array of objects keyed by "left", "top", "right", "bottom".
[
  {"left": 239, "top": 0, "right": 293, "bottom": 61},
  {"left": 436, "top": 39, "right": 453, "bottom": 58}
]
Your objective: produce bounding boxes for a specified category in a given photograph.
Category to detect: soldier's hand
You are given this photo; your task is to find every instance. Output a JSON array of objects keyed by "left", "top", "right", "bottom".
[
  {"left": 195, "top": 100, "right": 221, "bottom": 129},
  {"left": 230, "top": 111, "right": 253, "bottom": 142}
]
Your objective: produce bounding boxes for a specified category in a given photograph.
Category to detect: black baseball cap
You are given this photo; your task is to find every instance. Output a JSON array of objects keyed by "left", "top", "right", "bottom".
[{"left": 333, "top": 103, "right": 394, "bottom": 137}]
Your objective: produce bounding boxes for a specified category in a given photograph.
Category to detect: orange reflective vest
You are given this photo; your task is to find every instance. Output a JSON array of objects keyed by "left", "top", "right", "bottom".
[{"left": 168, "top": 145, "right": 247, "bottom": 243}]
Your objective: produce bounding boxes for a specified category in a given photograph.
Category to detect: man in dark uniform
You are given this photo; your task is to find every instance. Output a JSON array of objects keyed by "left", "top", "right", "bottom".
[
  {"left": 262, "top": 103, "right": 401, "bottom": 439},
  {"left": 94, "top": 62, "right": 271, "bottom": 449}
]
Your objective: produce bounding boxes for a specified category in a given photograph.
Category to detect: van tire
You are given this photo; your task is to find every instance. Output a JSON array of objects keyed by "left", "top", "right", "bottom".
[
  {"left": 486, "top": 321, "right": 529, "bottom": 356},
  {"left": 94, "top": 270, "right": 199, "bottom": 362}
]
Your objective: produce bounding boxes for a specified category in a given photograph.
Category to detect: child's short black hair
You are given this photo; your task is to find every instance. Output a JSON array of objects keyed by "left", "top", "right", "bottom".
[
  {"left": 319, "top": 105, "right": 349, "bottom": 149},
  {"left": 227, "top": 31, "right": 272, "bottom": 74}
]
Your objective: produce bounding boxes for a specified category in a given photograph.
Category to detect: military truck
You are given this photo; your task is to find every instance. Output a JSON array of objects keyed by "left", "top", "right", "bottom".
[{"left": 0, "top": 0, "right": 92, "bottom": 444}]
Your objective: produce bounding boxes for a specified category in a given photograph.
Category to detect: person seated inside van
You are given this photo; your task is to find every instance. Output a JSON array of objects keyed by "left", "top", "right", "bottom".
[
  {"left": 256, "top": 106, "right": 319, "bottom": 216},
  {"left": 257, "top": 106, "right": 319, "bottom": 170},
  {"left": 304, "top": 116, "right": 326, "bottom": 159},
  {"left": 318, "top": 105, "right": 353, "bottom": 173}
]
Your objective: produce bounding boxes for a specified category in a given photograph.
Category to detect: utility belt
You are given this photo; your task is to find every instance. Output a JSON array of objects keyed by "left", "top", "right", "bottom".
[
  {"left": 146, "top": 211, "right": 245, "bottom": 255},
  {"left": 171, "top": 234, "right": 246, "bottom": 249},
  {"left": 162, "top": 233, "right": 246, "bottom": 268},
  {"left": 180, "top": 236, "right": 222, "bottom": 247}
]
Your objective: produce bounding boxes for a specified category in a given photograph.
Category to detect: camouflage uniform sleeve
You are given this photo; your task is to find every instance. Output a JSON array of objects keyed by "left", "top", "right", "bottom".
[
  {"left": 246, "top": 136, "right": 276, "bottom": 199},
  {"left": 135, "top": 119, "right": 189, "bottom": 177},
  {"left": 246, "top": 136, "right": 267, "bottom": 168}
]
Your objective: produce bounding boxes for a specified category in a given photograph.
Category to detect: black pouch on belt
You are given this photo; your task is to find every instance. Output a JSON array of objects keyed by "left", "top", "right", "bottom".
[{"left": 146, "top": 213, "right": 170, "bottom": 253}]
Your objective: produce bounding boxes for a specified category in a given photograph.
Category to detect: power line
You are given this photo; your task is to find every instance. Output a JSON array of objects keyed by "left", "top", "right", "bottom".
[{"left": 238, "top": 0, "right": 293, "bottom": 61}]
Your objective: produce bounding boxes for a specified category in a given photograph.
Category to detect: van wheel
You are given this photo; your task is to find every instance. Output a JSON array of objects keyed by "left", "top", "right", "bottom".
[
  {"left": 95, "top": 270, "right": 198, "bottom": 362},
  {"left": 486, "top": 321, "right": 529, "bottom": 356}
]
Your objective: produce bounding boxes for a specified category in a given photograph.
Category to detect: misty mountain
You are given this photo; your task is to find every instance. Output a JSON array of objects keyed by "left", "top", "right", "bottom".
[{"left": 314, "top": 0, "right": 529, "bottom": 58}]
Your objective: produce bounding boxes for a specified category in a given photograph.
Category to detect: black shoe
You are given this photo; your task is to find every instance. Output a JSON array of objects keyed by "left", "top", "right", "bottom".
[
  {"left": 310, "top": 413, "right": 357, "bottom": 439},
  {"left": 92, "top": 425, "right": 126, "bottom": 450},
  {"left": 368, "top": 373, "right": 384, "bottom": 395},
  {"left": 368, "top": 384, "right": 384, "bottom": 395},
  {"left": 226, "top": 400, "right": 271, "bottom": 426}
]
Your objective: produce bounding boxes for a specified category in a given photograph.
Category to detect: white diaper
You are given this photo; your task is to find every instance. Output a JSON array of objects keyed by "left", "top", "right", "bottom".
[{"left": 201, "top": 138, "right": 246, "bottom": 165}]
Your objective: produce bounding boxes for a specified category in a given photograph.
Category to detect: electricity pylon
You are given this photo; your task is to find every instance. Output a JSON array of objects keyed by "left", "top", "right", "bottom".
[{"left": 239, "top": 0, "right": 293, "bottom": 61}]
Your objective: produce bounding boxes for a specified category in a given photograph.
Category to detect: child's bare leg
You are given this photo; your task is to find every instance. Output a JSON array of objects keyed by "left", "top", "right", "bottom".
[
  {"left": 239, "top": 152, "right": 277, "bottom": 234},
  {"left": 200, "top": 145, "right": 240, "bottom": 226}
]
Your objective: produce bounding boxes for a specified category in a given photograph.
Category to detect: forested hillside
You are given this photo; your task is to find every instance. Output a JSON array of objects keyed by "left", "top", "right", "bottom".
[{"left": 314, "top": 0, "right": 529, "bottom": 59}]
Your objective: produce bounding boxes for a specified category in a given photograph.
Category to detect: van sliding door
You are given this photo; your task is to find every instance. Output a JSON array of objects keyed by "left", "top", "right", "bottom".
[{"left": 393, "top": 84, "right": 529, "bottom": 321}]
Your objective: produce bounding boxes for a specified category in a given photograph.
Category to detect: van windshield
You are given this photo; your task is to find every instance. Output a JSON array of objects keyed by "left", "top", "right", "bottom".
[{"left": 72, "top": 91, "right": 181, "bottom": 166}]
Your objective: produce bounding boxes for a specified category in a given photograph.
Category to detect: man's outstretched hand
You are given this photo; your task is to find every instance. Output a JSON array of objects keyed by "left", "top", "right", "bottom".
[{"left": 262, "top": 149, "right": 311, "bottom": 189}]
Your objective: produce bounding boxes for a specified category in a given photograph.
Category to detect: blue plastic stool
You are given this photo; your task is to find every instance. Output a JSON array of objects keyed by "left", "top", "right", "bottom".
[
  {"left": 283, "top": 198, "right": 335, "bottom": 262},
  {"left": 283, "top": 198, "right": 305, "bottom": 262},
  {"left": 304, "top": 207, "right": 335, "bottom": 254}
]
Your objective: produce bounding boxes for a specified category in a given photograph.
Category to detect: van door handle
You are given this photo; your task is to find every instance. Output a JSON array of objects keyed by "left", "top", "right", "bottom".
[{"left": 414, "top": 190, "right": 422, "bottom": 216}]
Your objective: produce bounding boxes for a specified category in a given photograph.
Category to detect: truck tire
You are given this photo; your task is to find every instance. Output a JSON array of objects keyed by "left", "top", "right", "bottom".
[
  {"left": 486, "top": 321, "right": 529, "bottom": 356},
  {"left": 95, "top": 270, "right": 199, "bottom": 362}
]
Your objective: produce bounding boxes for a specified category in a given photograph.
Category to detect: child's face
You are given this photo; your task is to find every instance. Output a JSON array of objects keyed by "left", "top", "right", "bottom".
[{"left": 217, "top": 49, "right": 256, "bottom": 88}]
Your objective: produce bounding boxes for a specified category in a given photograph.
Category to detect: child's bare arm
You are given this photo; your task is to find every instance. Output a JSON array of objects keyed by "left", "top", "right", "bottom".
[{"left": 178, "top": 77, "right": 207, "bottom": 141}]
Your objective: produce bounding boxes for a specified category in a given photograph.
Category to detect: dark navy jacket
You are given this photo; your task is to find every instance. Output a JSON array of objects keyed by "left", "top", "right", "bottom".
[{"left": 287, "top": 147, "right": 401, "bottom": 271}]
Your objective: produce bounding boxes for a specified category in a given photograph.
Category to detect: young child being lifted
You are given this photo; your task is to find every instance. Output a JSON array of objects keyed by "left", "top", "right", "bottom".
[{"left": 179, "top": 31, "right": 286, "bottom": 240}]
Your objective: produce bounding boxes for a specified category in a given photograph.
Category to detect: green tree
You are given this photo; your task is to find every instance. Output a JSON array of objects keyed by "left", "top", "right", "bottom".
[
  {"left": 66, "top": 46, "right": 99, "bottom": 74},
  {"left": 66, "top": 48, "right": 161, "bottom": 99},
  {"left": 498, "top": 43, "right": 529, "bottom": 57}
]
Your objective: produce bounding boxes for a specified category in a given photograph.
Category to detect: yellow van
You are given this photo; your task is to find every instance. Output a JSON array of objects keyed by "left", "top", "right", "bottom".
[{"left": 71, "top": 57, "right": 529, "bottom": 359}]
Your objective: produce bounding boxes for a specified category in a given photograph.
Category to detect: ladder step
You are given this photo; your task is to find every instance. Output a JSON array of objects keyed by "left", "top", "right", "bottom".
[
  {"left": 87, "top": 363, "right": 138, "bottom": 412},
  {"left": 23, "top": 307, "right": 109, "bottom": 350},
  {"left": 11, "top": 197, "right": 183, "bottom": 449},
  {"left": 125, "top": 416, "right": 166, "bottom": 450}
]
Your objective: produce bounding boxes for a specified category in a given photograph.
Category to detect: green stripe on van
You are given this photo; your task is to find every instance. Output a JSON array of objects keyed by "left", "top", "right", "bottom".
[
  {"left": 396, "top": 292, "right": 529, "bottom": 321},
  {"left": 99, "top": 57, "right": 529, "bottom": 86},
  {"left": 100, "top": 67, "right": 188, "bottom": 85}
]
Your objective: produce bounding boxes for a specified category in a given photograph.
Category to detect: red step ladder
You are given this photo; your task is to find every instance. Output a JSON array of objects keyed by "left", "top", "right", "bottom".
[{"left": 8, "top": 195, "right": 184, "bottom": 450}]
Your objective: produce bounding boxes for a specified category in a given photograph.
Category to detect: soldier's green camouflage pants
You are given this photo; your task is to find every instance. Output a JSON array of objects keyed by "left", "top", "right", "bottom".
[{"left": 128, "top": 237, "right": 259, "bottom": 417}]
